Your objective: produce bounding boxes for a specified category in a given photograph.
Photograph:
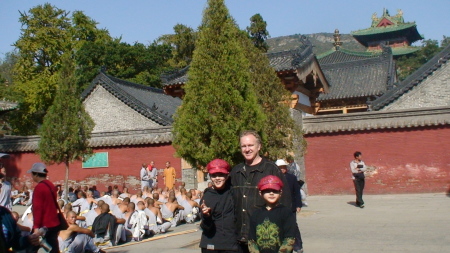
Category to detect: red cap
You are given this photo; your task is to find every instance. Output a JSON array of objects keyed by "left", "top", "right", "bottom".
[
  {"left": 258, "top": 175, "right": 283, "bottom": 191},
  {"left": 206, "top": 159, "right": 231, "bottom": 174}
]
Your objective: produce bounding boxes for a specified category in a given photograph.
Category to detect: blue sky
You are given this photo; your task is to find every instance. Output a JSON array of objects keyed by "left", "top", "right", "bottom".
[{"left": 1, "top": 0, "right": 449, "bottom": 57}]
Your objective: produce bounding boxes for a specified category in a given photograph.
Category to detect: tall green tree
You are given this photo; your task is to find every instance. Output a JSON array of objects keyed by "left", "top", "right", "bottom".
[
  {"left": 158, "top": 24, "right": 197, "bottom": 68},
  {"left": 0, "top": 52, "right": 18, "bottom": 100},
  {"left": 37, "top": 53, "right": 94, "bottom": 201},
  {"left": 246, "top": 14, "right": 270, "bottom": 52},
  {"left": 11, "top": 3, "right": 111, "bottom": 134},
  {"left": 238, "top": 30, "right": 301, "bottom": 160},
  {"left": 75, "top": 40, "right": 172, "bottom": 89},
  {"left": 172, "top": 0, "right": 265, "bottom": 167}
]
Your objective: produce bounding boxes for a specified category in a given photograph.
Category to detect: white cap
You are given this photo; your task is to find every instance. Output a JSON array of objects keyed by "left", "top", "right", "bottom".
[
  {"left": 275, "top": 159, "right": 288, "bottom": 167},
  {"left": 27, "top": 163, "right": 48, "bottom": 174}
]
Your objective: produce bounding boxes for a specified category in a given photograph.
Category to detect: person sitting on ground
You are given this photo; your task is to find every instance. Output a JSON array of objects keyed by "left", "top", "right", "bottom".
[
  {"left": 58, "top": 211, "right": 105, "bottom": 253},
  {"left": 119, "top": 187, "right": 131, "bottom": 199},
  {"left": 129, "top": 201, "right": 148, "bottom": 241},
  {"left": 161, "top": 195, "right": 184, "bottom": 227},
  {"left": 110, "top": 201, "right": 127, "bottom": 245},
  {"left": 85, "top": 190, "right": 97, "bottom": 210},
  {"left": 152, "top": 192, "right": 164, "bottom": 205},
  {"left": 11, "top": 211, "right": 32, "bottom": 237},
  {"left": 176, "top": 188, "right": 187, "bottom": 202},
  {"left": 83, "top": 200, "right": 105, "bottom": 229},
  {"left": 179, "top": 191, "right": 199, "bottom": 224},
  {"left": 110, "top": 190, "right": 122, "bottom": 207},
  {"left": 71, "top": 191, "right": 90, "bottom": 215},
  {"left": 105, "top": 186, "right": 113, "bottom": 196},
  {"left": 0, "top": 206, "right": 40, "bottom": 252},
  {"left": 144, "top": 198, "right": 171, "bottom": 236},
  {"left": 131, "top": 190, "right": 145, "bottom": 205},
  {"left": 91, "top": 186, "right": 100, "bottom": 199},
  {"left": 91, "top": 204, "right": 117, "bottom": 247}
]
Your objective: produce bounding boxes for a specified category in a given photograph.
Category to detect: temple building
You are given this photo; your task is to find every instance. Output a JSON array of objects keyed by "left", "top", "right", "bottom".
[
  {"left": 313, "top": 30, "right": 397, "bottom": 114},
  {"left": 162, "top": 36, "right": 329, "bottom": 115},
  {"left": 351, "top": 9, "right": 423, "bottom": 58}
]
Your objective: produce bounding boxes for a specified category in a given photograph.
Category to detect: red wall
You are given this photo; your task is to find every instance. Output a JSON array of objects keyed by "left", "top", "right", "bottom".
[
  {"left": 304, "top": 126, "right": 450, "bottom": 195},
  {"left": 0, "top": 144, "right": 181, "bottom": 194}
]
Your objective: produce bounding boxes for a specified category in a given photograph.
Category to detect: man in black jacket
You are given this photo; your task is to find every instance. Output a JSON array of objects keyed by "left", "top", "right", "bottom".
[{"left": 230, "top": 130, "right": 292, "bottom": 253}]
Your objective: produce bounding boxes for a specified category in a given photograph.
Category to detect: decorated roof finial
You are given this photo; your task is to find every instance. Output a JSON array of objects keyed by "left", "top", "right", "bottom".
[{"left": 333, "top": 29, "right": 343, "bottom": 50}]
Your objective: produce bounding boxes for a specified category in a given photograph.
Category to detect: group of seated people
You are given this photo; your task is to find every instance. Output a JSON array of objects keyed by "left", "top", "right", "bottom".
[
  {"left": 11, "top": 185, "right": 32, "bottom": 206},
  {"left": 16, "top": 183, "right": 202, "bottom": 252}
]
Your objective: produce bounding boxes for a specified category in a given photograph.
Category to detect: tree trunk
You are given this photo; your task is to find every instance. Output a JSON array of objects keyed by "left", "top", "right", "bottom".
[{"left": 64, "top": 159, "right": 69, "bottom": 202}]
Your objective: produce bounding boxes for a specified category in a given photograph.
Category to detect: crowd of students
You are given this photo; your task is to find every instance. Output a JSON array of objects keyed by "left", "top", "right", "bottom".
[{"left": 13, "top": 183, "right": 202, "bottom": 252}]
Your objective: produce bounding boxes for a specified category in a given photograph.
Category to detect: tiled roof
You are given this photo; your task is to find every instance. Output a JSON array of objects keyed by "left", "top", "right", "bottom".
[
  {"left": 266, "top": 36, "right": 315, "bottom": 72},
  {"left": 351, "top": 23, "right": 418, "bottom": 36},
  {"left": 82, "top": 72, "right": 181, "bottom": 126},
  {"left": 0, "top": 127, "right": 173, "bottom": 152},
  {"left": 352, "top": 23, "right": 423, "bottom": 47},
  {"left": 317, "top": 48, "right": 382, "bottom": 65},
  {"left": 161, "top": 36, "right": 317, "bottom": 85},
  {"left": 303, "top": 106, "right": 450, "bottom": 134},
  {"left": 390, "top": 46, "right": 420, "bottom": 56},
  {"left": 161, "top": 66, "right": 189, "bottom": 87},
  {"left": 371, "top": 44, "right": 450, "bottom": 110},
  {"left": 317, "top": 47, "right": 395, "bottom": 101}
]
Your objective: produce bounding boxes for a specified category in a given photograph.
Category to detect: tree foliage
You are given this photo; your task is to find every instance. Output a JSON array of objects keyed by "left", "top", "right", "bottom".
[
  {"left": 158, "top": 24, "right": 197, "bottom": 68},
  {"left": 0, "top": 52, "right": 18, "bottom": 100},
  {"left": 173, "top": 0, "right": 265, "bottom": 167},
  {"left": 238, "top": 30, "right": 301, "bottom": 160},
  {"left": 396, "top": 39, "right": 442, "bottom": 80},
  {"left": 10, "top": 3, "right": 111, "bottom": 134},
  {"left": 246, "top": 14, "right": 270, "bottom": 52},
  {"left": 37, "top": 53, "right": 94, "bottom": 200},
  {"left": 75, "top": 40, "right": 172, "bottom": 89}
]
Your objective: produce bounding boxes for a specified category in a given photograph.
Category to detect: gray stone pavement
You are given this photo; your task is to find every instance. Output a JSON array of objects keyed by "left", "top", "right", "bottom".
[{"left": 13, "top": 193, "right": 450, "bottom": 252}]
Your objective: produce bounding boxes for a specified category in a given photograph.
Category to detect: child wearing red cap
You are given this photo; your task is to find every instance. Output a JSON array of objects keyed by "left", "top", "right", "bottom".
[
  {"left": 248, "top": 175, "right": 296, "bottom": 253},
  {"left": 199, "top": 159, "right": 238, "bottom": 252}
]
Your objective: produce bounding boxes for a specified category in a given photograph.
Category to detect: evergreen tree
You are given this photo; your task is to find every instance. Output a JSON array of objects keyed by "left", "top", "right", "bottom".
[
  {"left": 238, "top": 30, "right": 302, "bottom": 160},
  {"left": 37, "top": 54, "right": 94, "bottom": 201},
  {"left": 246, "top": 14, "right": 270, "bottom": 52},
  {"left": 172, "top": 0, "right": 265, "bottom": 167}
]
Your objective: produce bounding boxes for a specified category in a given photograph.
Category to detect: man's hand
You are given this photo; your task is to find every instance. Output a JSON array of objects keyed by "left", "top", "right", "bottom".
[
  {"left": 28, "top": 234, "right": 40, "bottom": 246},
  {"left": 296, "top": 207, "right": 301, "bottom": 213}
]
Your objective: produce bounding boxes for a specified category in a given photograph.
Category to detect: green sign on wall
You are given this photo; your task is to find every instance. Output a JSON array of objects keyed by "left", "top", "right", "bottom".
[{"left": 82, "top": 152, "right": 109, "bottom": 168}]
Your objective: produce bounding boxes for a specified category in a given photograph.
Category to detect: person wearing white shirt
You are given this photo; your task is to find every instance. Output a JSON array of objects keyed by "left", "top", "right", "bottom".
[{"left": 350, "top": 151, "right": 367, "bottom": 208}]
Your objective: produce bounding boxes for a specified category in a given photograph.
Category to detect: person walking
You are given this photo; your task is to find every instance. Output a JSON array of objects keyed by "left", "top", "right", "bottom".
[
  {"left": 229, "top": 130, "right": 291, "bottom": 253},
  {"left": 28, "top": 162, "right": 61, "bottom": 253},
  {"left": 350, "top": 151, "right": 367, "bottom": 208}
]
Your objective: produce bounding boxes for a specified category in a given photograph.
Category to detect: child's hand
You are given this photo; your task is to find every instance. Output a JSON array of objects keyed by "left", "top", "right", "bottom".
[{"left": 201, "top": 200, "right": 211, "bottom": 216}]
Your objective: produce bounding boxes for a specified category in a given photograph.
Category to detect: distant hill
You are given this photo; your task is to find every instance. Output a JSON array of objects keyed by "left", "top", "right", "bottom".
[{"left": 267, "top": 33, "right": 366, "bottom": 55}]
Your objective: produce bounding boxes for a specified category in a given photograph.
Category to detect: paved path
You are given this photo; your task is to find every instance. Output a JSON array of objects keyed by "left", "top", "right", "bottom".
[{"left": 14, "top": 193, "right": 450, "bottom": 252}]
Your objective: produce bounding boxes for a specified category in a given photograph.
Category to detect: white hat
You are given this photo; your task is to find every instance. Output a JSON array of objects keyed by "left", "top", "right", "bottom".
[
  {"left": 27, "top": 163, "right": 48, "bottom": 174},
  {"left": 275, "top": 159, "right": 288, "bottom": 167}
]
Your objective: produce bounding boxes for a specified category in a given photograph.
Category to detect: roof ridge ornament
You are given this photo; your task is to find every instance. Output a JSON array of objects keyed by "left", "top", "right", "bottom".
[{"left": 333, "top": 29, "right": 343, "bottom": 51}]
